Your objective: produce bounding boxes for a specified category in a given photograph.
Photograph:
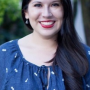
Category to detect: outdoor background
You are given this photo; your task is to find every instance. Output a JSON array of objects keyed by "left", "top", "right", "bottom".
[{"left": 0, "top": 0, "right": 90, "bottom": 46}]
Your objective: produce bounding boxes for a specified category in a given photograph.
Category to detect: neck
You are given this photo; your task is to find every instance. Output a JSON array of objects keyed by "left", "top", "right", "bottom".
[
  {"left": 30, "top": 33, "right": 58, "bottom": 49},
  {"left": 19, "top": 31, "right": 57, "bottom": 50}
]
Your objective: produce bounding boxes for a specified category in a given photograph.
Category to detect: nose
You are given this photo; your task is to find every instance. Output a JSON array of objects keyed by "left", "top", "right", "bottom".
[{"left": 42, "top": 7, "right": 53, "bottom": 18}]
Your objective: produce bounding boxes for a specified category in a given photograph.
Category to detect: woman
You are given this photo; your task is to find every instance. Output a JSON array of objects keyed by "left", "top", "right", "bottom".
[{"left": 0, "top": 0, "right": 90, "bottom": 90}]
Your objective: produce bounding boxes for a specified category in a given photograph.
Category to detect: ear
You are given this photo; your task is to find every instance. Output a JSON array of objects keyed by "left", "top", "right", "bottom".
[{"left": 24, "top": 11, "right": 29, "bottom": 19}]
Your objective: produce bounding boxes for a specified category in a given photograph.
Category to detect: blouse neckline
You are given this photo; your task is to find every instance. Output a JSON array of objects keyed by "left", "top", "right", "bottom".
[{"left": 13, "top": 39, "right": 54, "bottom": 68}]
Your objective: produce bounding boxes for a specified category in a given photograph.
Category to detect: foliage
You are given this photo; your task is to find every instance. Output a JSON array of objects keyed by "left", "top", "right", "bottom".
[
  {"left": 0, "top": 0, "right": 30, "bottom": 44},
  {"left": 0, "top": 0, "right": 20, "bottom": 24}
]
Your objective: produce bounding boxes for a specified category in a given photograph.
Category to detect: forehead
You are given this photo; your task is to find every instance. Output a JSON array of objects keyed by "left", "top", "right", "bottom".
[{"left": 30, "top": 0, "right": 60, "bottom": 3}]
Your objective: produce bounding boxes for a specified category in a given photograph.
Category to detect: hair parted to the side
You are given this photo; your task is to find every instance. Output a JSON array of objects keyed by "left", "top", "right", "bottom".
[{"left": 21, "top": 0, "right": 89, "bottom": 90}]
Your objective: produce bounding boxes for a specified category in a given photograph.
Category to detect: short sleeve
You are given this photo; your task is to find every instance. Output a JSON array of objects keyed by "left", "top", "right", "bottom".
[
  {"left": 84, "top": 45, "right": 90, "bottom": 90},
  {"left": 0, "top": 42, "right": 10, "bottom": 90}
]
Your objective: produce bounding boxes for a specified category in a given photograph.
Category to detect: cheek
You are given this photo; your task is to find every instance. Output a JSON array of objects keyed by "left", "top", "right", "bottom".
[
  {"left": 27, "top": 8, "right": 41, "bottom": 29},
  {"left": 28, "top": 8, "right": 41, "bottom": 21},
  {"left": 52, "top": 8, "right": 64, "bottom": 19}
]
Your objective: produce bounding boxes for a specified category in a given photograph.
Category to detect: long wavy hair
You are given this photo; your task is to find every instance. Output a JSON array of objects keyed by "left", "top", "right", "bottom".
[{"left": 21, "top": 0, "right": 89, "bottom": 89}]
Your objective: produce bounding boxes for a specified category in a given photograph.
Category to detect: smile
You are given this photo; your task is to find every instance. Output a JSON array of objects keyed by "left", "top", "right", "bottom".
[{"left": 39, "top": 21, "right": 55, "bottom": 28}]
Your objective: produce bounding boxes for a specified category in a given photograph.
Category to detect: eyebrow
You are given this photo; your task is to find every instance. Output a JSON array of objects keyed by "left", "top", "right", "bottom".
[
  {"left": 31, "top": 0, "right": 60, "bottom": 4},
  {"left": 32, "top": 1, "right": 41, "bottom": 4}
]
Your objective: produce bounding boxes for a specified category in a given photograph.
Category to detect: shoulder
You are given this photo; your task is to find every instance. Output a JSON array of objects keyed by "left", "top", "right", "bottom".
[
  {"left": 82, "top": 44, "right": 90, "bottom": 89},
  {"left": 0, "top": 40, "right": 17, "bottom": 53},
  {"left": 0, "top": 41, "right": 10, "bottom": 50},
  {"left": 0, "top": 40, "right": 19, "bottom": 67},
  {"left": 0, "top": 41, "right": 12, "bottom": 59},
  {"left": 81, "top": 43, "right": 90, "bottom": 71},
  {"left": 0, "top": 39, "right": 22, "bottom": 74},
  {"left": 0, "top": 40, "right": 17, "bottom": 50},
  {"left": 82, "top": 43, "right": 90, "bottom": 72}
]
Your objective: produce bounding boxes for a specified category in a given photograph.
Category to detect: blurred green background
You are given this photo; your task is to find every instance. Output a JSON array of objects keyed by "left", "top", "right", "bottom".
[
  {"left": 0, "top": 0, "right": 90, "bottom": 46},
  {"left": 0, "top": 0, "right": 30, "bottom": 44}
]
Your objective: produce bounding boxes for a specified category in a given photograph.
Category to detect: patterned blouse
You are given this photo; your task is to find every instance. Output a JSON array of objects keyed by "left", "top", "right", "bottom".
[{"left": 0, "top": 40, "right": 90, "bottom": 90}]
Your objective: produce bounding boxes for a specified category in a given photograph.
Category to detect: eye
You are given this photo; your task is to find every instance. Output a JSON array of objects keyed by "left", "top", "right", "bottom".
[
  {"left": 34, "top": 4, "right": 42, "bottom": 7},
  {"left": 52, "top": 3, "right": 60, "bottom": 7}
]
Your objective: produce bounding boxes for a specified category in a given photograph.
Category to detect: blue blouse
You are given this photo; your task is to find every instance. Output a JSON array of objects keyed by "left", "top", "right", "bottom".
[{"left": 0, "top": 40, "right": 90, "bottom": 90}]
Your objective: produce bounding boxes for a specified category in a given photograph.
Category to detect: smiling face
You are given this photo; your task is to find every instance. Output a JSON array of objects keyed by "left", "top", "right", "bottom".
[{"left": 25, "top": 0, "right": 64, "bottom": 38}]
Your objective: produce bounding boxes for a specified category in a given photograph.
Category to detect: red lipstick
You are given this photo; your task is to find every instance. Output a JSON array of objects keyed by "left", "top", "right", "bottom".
[
  {"left": 40, "top": 23, "right": 54, "bottom": 28},
  {"left": 39, "top": 20, "right": 55, "bottom": 28}
]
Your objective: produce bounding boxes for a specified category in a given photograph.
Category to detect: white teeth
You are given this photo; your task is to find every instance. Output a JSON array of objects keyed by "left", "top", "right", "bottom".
[{"left": 40, "top": 22, "right": 54, "bottom": 25}]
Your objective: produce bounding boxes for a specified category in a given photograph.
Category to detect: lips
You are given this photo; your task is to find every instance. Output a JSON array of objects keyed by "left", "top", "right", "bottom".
[{"left": 39, "top": 20, "right": 55, "bottom": 28}]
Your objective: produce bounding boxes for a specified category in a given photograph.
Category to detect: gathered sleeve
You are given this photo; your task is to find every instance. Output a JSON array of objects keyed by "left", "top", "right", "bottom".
[{"left": 0, "top": 42, "right": 11, "bottom": 90}]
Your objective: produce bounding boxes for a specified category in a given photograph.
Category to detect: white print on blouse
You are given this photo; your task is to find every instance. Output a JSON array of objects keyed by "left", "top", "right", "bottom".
[
  {"left": 34, "top": 72, "right": 38, "bottom": 76},
  {"left": 2, "top": 49, "right": 6, "bottom": 52},
  {"left": 6, "top": 68, "right": 8, "bottom": 73},
  {"left": 88, "top": 51, "right": 90, "bottom": 55},
  {"left": 25, "top": 78, "right": 28, "bottom": 82},
  {"left": 15, "top": 53, "right": 17, "bottom": 58},
  {"left": 51, "top": 71, "right": 55, "bottom": 75},
  {"left": 86, "top": 84, "right": 90, "bottom": 88},
  {"left": 14, "top": 68, "right": 18, "bottom": 73},
  {"left": 62, "top": 78, "right": 64, "bottom": 82},
  {"left": 11, "top": 86, "right": 14, "bottom": 90}
]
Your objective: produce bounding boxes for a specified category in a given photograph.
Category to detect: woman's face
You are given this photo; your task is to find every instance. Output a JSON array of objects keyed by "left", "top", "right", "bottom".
[{"left": 25, "top": 0, "right": 64, "bottom": 38}]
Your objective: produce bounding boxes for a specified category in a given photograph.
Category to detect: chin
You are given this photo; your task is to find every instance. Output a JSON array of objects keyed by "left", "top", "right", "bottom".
[{"left": 39, "top": 32, "right": 58, "bottom": 39}]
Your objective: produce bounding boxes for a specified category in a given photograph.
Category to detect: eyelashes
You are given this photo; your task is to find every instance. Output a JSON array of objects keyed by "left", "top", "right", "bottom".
[
  {"left": 52, "top": 3, "right": 60, "bottom": 7},
  {"left": 34, "top": 4, "right": 42, "bottom": 7},
  {"left": 34, "top": 3, "right": 60, "bottom": 8}
]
